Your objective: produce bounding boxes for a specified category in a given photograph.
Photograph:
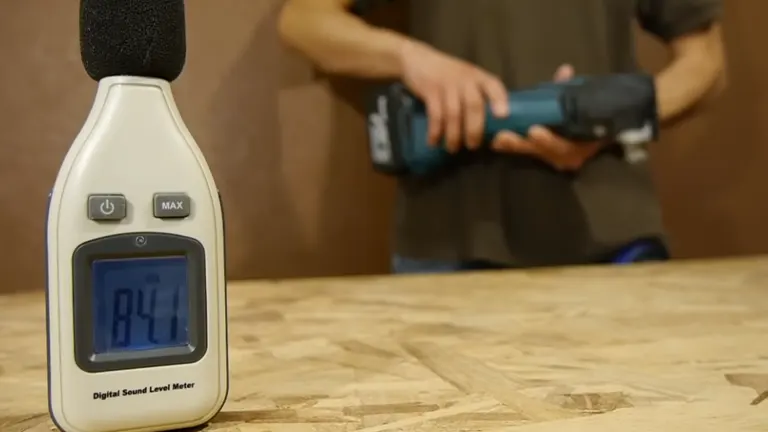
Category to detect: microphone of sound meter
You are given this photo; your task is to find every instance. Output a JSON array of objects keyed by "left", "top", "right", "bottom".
[{"left": 46, "top": 1, "right": 228, "bottom": 432}]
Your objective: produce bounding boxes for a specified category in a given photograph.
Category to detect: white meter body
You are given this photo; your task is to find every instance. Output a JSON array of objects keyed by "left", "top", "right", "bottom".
[{"left": 45, "top": 76, "right": 229, "bottom": 432}]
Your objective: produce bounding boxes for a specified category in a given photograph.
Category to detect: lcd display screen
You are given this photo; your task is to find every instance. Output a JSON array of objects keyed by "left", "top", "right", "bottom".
[{"left": 92, "top": 256, "right": 189, "bottom": 354}]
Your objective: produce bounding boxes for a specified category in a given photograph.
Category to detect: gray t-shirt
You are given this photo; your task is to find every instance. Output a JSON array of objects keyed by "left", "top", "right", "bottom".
[{"left": 376, "top": 0, "right": 723, "bottom": 266}]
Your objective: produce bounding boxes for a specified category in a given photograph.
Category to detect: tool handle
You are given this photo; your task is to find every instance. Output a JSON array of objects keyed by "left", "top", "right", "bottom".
[
  {"left": 401, "top": 86, "right": 567, "bottom": 175},
  {"left": 484, "top": 87, "right": 566, "bottom": 138}
]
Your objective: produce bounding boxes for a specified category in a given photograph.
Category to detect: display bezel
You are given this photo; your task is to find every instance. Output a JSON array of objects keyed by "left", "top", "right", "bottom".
[{"left": 72, "top": 232, "right": 208, "bottom": 373}]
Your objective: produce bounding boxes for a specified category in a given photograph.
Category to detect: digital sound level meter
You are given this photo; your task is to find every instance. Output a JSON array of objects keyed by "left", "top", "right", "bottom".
[{"left": 45, "top": 76, "right": 229, "bottom": 432}]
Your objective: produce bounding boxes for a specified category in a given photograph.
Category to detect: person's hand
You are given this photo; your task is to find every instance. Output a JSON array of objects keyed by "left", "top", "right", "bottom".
[
  {"left": 491, "top": 64, "right": 604, "bottom": 171},
  {"left": 399, "top": 40, "right": 509, "bottom": 153}
]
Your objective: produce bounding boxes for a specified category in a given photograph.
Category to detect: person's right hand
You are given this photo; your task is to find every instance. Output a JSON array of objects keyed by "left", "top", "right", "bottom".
[{"left": 399, "top": 40, "right": 510, "bottom": 153}]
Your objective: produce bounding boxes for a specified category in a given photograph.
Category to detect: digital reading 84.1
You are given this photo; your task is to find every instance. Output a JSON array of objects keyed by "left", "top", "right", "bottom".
[
  {"left": 93, "top": 256, "right": 189, "bottom": 354},
  {"left": 45, "top": 1, "right": 228, "bottom": 431}
]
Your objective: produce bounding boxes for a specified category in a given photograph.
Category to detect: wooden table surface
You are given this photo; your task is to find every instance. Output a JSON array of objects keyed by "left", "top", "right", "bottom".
[{"left": 2, "top": 257, "right": 767, "bottom": 431}]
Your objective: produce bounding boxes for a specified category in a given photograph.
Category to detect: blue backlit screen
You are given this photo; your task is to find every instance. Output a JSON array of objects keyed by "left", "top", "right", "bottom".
[{"left": 92, "top": 256, "right": 189, "bottom": 354}]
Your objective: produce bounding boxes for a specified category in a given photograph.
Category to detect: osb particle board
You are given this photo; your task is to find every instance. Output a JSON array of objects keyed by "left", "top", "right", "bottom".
[{"left": 2, "top": 257, "right": 767, "bottom": 431}]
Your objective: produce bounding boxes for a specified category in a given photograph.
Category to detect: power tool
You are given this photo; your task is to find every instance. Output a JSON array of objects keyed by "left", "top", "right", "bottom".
[{"left": 365, "top": 73, "right": 659, "bottom": 176}]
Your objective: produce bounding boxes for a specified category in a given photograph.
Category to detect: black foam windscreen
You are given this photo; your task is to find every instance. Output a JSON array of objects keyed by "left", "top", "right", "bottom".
[{"left": 80, "top": 0, "right": 187, "bottom": 82}]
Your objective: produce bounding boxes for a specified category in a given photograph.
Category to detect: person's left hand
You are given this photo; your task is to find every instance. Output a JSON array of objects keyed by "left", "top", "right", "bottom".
[{"left": 491, "top": 64, "right": 604, "bottom": 171}]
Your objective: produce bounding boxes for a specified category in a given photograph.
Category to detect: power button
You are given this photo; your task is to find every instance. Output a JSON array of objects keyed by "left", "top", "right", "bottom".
[{"left": 87, "top": 194, "right": 127, "bottom": 221}]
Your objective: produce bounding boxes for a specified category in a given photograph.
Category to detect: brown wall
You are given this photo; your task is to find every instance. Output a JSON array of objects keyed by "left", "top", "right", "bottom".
[
  {"left": 638, "top": 2, "right": 768, "bottom": 258},
  {"left": 0, "top": 0, "right": 764, "bottom": 294}
]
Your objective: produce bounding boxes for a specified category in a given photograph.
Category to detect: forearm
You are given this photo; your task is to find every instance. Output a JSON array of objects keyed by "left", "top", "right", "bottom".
[
  {"left": 654, "top": 25, "right": 727, "bottom": 123},
  {"left": 278, "top": 2, "right": 411, "bottom": 78}
]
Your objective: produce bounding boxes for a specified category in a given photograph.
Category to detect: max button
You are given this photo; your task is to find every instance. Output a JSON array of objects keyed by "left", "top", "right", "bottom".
[
  {"left": 88, "top": 194, "right": 127, "bottom": 221},
  {"left": 153, "top": 193, "right": 191, "bottom": 219}
]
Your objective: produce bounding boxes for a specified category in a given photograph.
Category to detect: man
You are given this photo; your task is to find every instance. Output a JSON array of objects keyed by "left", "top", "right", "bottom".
[{"left": 278, "top": 0, "right": 727, "bottom": 274}]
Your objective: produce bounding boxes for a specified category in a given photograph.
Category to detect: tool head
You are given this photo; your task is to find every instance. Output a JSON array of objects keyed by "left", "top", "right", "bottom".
[{"left": 559, "top": 73, "right": 659, "bottom": 145}]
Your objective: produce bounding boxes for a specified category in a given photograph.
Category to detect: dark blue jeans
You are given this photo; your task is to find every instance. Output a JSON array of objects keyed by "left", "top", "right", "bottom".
[
  {"left": 392, "top": 238, "right": 669, "bottom": 274},
  {"left": 391, "top": 255, "right": 504, "bottom": 274}
]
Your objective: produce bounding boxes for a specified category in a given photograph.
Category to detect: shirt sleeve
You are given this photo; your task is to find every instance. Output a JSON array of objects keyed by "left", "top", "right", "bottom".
[
  {"left": 349, "top": 0, "right": 396, "bottom": 16},
  {"left": 637, "top": 0, "right": 723, "bottom": 42}
]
